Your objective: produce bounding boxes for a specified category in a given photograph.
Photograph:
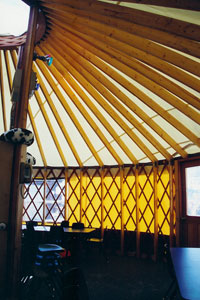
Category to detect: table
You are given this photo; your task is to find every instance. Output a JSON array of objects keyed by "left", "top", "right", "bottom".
[
  {"left": 170, "top": 247, "right": 200, "bottom": 300},
  {"left": 63, "top": 227, "right": 95, "bottom": 234},
  {"left": 22, "top": 224, "right": 51, "bottom": 231},
  {"left": 22, "top": 224, "right": 95, "bottom": 234}
]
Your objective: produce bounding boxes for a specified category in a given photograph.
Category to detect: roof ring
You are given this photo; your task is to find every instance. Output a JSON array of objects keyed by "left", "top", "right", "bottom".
[{"left": 0, "top": 1, "right": 48, "bottom": 50}]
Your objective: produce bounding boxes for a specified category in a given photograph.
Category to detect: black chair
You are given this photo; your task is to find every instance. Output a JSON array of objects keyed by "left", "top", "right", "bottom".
[
  {"left": 26, "top": 220, "right": 38, "bottom": 230},
  {"left": 49, "top": 225, "right": 64, "bottom": 246},
  {"left": 61, "top": 220, "right": 69, "bottom": 228},
  {"left": 72, "top": 222, "right": 84, "bottom": 229},
  {"left": 86, "top": 228, "right": 109, "bottom": 262},
  {"left": 22, "top": 221, "right": 39, "bottom": 274}
]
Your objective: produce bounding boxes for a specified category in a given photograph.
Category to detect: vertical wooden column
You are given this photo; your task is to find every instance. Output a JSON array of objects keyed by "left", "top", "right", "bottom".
[
  {"left": 100, "top": 167, "right": 104, "bottom": 238},
  {"left": 43, "top": 169, "right": 47, "bottom": 224},
  {"left": 120, "top": 166, "right": 124, "bottom": 255},
  {"left": 169, "top": 161, "right": 174, "bottom": 247},
  {"left": 174, "top": 160, "right": 180, "bottom": 246},
  {"left": 153, "top": 162, "right": 158, "bottom": 261},
  {"left": 65, "top": 168, "right": 68, "bottom": 221},
  {"left": 6, "top": 5, "right": 38, "bottom": 299},
  {"left": 135, "top": 165, "right": 140, "bottom": 258},
  {"left": 80, "top": 169, "right": 83, "bottom": 222},
  {"left": 0, "top": 142, "right": 14, "bottom": 298}
]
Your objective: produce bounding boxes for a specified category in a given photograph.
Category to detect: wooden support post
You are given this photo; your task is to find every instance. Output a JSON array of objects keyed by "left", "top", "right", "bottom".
[
  {"left": 135, "top": 165, "right": 140, "bottom": 258},
  {"left": 101, "top": 167, "right": 104, "bottom": 238},
  {"left": 65, "top": 168, "right": 68, "bottom": 221},
  {"left": 153, "top": 162, "right": 158, "bottom": 261},
  {"left": 43, "top": 169, "right": 47, "bottom": 225},
  {"left": 120, "top": 166, "right": 124, "bottom": 255},
  {"left": 6, "top": 5, "right": 38, "bottom": 299},
  {"left": 174, "top": 160, "right": 180, "bottom": 246},
  {"left": 169, "top": 160, "right": 174, "bottom": 247},
  {"left": 80, "top": 169, "right": 83, "bottom": 222}
]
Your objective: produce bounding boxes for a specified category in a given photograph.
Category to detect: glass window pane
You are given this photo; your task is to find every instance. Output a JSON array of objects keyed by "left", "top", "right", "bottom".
[
  {"left": 186, "top": 166, "right": 200, "bottom": 216},
  {"left": 45, "top": 179, "right": 65, "bottom": 223}
]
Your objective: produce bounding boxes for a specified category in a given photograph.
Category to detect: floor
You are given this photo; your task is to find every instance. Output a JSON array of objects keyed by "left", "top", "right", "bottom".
[{"left": 77, "top": 251, "right": 172, "bottom": 300}]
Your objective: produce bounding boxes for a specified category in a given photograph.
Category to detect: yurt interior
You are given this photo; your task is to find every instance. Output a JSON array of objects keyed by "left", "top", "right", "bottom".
[{"left": 0, "top": 0, "right": 200, "bottom": 299}]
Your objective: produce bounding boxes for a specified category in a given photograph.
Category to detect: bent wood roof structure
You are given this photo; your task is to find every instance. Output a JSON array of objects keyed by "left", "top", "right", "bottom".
[{"left": 0, "top": 0, "right": 200, "bottom": 167}]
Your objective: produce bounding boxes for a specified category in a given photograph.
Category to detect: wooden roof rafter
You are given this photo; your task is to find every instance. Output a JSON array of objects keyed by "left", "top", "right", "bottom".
[
  {"left": 40, "top": 43, "right": 142, "bottom": 165},
  {"left": 49, "top": 32, "right": 176, "bottom": 160},
  {"left": 52, "top": 12, "right": 200, "bottom": 92},
  {"left": 47, "top": 20, "right": 200, "bottom": 149},
  {"left": 37, "top": 48, "right": 125, "bottom": 166},
  {"left": 44, "top": 39, "right": 158, "bottom": 163},
  {"left": 0, "top": 51, "right": 7, "bottom": 131},
  {"left": 33, "top": 53, "right": 104, "bottom": 167},
  {"left": 34, "top": 87, "right": 68, "bottom": 167},
  {"left": 52, "top": 23, "right": 200, "bottom": 113},
  {"left": 107, "top": 0, "right": 200, "bottom": 11},
  {"left": 41, "top": 2, "right": 200, "bottom": 59},
  {"left": 28, "top": 106, "right": 47, "bottom": 167},
  {"left": 54, "top": 24, "right": 200, "bottom": 112},
  {"left": 33, "top": 60, "right": 84, "bottom": 167},
  {"left": 40, "top": 0, "right": 200, "bottom": 40}
]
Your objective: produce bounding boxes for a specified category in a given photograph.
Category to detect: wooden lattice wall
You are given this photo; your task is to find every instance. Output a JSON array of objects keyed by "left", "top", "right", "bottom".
[{"left": 23, "top": 162, "right": 176, "bottom": 257}]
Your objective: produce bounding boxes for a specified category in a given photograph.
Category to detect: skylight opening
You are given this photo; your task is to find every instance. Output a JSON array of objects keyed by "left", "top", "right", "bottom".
[{"left": 0, "top": 0, "right": 30, "bottom": 36}]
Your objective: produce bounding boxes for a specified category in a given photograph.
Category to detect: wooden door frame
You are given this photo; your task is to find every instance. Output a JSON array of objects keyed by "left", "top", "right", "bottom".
[{"left": 178, "top": 154, "right": 200, "bottom": 246}]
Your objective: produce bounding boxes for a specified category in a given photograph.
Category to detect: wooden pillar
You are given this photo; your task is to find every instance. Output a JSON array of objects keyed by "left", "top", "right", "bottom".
[
  {"left": 135, "top": 165, "right": 140, "bottom": 258},
  {"left": 6, "top": 5, "right": 39, "bottom": 299},
  {"left": 174, "top": 160, "right": 180, "bottom": 246},
  {"left": 120, "top": 166, "right": 124, "bottom": 255},
  {"left": 43, "top": 169, "right": 47, "bottom": 224},
  {"left": 65, "top": 168, "right": 68, "bottom": 221},
  {"left": 100, "top": 167, "right": 104, "bottom": 238},
  {"left": 0, "top": 142, "right": 14, "bottom": 298},
  {"left": 169, "top": 160, "right": 174, "bottom": 247},
  {"left": 80, "top": 169, "right": 83, "bottom": 222},
  {"left": 153, "top": 162, "right": 158, "bottom": 261}
]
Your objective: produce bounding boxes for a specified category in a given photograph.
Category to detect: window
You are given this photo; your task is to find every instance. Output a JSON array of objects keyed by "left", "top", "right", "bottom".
[{"left": 185, "top": 166, "right": 200, "bottom": 217}]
